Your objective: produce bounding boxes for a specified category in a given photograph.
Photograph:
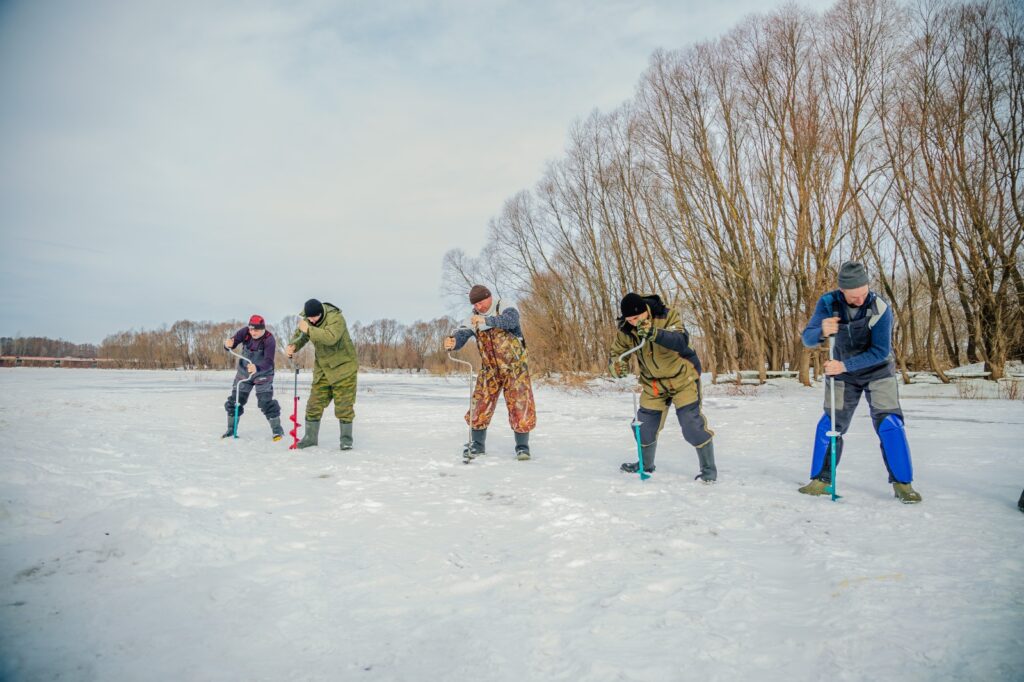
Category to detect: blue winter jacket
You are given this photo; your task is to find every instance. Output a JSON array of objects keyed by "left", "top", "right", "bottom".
[{"left": 802, "top": 290, "right": 895, "bottom": 379}]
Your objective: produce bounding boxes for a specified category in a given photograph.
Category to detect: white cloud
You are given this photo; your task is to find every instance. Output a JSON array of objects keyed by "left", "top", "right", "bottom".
[{"left": 0, "top": 0, "right": 833, "bottom": 342}]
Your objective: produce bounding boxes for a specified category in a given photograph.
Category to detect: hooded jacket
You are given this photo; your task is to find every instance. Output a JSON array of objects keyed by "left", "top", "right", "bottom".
[
  {"left": 609, "top": 294, "right": 702, "bottom": 379},
  {"left": 289, "top": 302, "right": 358, "bottom": 383}
]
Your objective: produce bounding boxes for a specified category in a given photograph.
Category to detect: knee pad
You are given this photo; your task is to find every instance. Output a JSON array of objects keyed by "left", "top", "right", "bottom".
[
  {"left": 676, "top": 404, "right": 711, "bottom": 446},
  {"left": 810, "top": 413, "right": 831, "bottom": 479},
  {"left": 879, "top": 414, "right": 913, "bottom": 483},
  {"left": 636, "top": 408, "right": 663, "bottom": 446},
  {"left": 259, "top": 398, "right": 281, "bottom": 419}
]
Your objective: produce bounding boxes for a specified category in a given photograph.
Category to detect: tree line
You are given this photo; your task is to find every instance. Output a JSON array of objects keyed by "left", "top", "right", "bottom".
[
  {"left": 3, "top": 316, "right": 467, "bottom": 373},
  {"left": 1, "top": 337, "right": 99, "bottom": 359},
  {"left": 444, "top": 0, "right": 1023, "bottom": 383}
]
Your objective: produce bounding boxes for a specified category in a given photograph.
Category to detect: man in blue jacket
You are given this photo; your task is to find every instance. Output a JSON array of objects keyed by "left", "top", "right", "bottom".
[{"left": 798, "top": 263, "right": 922, "bottom": 503}]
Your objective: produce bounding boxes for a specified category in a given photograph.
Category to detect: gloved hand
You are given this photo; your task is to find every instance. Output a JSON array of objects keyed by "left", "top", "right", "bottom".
[
  {"left": 635, "top": 318, "right": 653, "bottom": 340},
  {"left": 609, "top": 359, "right": 630, "bottom": 378}
]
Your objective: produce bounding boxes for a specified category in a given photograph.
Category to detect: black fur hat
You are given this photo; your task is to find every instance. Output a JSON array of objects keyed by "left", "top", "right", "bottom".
[{"left": 620, "top": 292, "right": 646, "bottom": 317}]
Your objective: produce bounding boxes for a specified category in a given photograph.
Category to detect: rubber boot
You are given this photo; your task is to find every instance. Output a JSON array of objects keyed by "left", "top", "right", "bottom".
[
  {"left": 514, "top": 432, "right": 531, "bottom": 461},
  {"left": 694, "top": 441, "right": 717, "bottom": 483},
  {"left": 892, "top": 482, "right": 922, "bottom": 504},
  {"left": 221, "top": 414, "right": 237, "bottom": 439},
  {"left": 269, "top": 417, "right": 284, "bottom": 442},
  {"left": 798, "top": 479, "right": 830, "bottom": 496},
  {"left": 339, "top": 421, "right": 354, "bottom": 451},
  {"left": 621, "top": 442, "right": 657, "bottom": 473},
  {"left": 463, "top": 429, "right": 487, "bottom": 460},
  {"left": 296, "top": 419, "right": 320, "bottom": 449}
]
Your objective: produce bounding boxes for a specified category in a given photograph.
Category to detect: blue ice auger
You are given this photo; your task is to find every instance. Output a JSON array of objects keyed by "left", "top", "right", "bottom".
[
  {"left": 618, "top": 338, "right": 649, "bottom": 481},
  {"left": 825, "top": 334, "right": 841, "bottom": 501},
  {"left": 226, "top": 347, "right": 256, "bottom": 439}
]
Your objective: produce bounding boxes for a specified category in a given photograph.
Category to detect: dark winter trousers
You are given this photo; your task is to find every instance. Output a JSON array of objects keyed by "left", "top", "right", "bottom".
[
  {"left": 818, "top": 373, "right": 903, "bottom": 482},
  {"left": 635, "top": 383, "right": 714, "bottom": 468},
  {"left": 225, "top": 378, "right": 281, "bottom": 420}
]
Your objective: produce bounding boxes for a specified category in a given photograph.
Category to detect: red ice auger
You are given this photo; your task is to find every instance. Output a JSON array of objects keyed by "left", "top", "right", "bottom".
[
  {"left": 287, "top": 364, "right": 301, "bottom": 449},
  {"left": 278, "top": 345, "right": 302, "bottom": 449}
]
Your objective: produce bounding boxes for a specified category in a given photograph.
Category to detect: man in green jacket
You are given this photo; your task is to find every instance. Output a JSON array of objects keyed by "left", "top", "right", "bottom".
[
  {"left": 609, "top": 293, "right": 718, "bottom": 481},
  {"left": 285, "top": 299, "right": 358, "bottom": 450}
]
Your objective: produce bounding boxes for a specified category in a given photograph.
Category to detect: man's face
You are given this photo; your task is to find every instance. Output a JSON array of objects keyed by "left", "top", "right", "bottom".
[
  {"left": 473, "top": 296, "right": 493, "bottom": 314},
  {"left": 625, "top": 310, "right": 649, "bottom": 327},
  {"left": 249, "top": 326, "right": 266, "bottom": 338},
  {"left": 841, "top": 285, "right": 870, "bottom": 307},
  {"left": 307, "top": 314, "right": 322, "bottom": 325}
]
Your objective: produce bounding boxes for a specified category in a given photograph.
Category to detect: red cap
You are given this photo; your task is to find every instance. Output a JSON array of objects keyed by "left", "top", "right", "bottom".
[{"left": 248, "top": 315, "right": 266, "bottom": 329}]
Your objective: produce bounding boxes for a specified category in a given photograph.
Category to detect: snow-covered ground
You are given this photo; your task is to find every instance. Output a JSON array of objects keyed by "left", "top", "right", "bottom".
[{"left": 1, "top": 368, "right": 1022, "bottom": 681}]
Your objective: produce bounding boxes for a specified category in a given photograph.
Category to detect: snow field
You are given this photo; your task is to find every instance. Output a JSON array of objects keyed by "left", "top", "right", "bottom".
[{"left": 1, "top": 369, "right": 1022, "bottom": 681}]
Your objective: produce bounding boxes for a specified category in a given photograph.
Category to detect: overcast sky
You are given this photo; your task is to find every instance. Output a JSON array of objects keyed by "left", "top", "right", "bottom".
[{"left": 0, "top": 0, "right": 833, "bottom": 344}]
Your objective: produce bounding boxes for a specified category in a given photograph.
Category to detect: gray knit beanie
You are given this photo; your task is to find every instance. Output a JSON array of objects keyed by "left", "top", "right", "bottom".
[{"left": 838, "top": 262, "right": 869, "bottom": 289}]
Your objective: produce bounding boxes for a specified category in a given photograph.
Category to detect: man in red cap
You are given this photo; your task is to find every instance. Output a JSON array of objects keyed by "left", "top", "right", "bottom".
[
  {"left": 444, "top": 285, "right": 537, "bottom": 461},
  {"left": 222, "top": 314, "right": 284, "bottom": 441}
]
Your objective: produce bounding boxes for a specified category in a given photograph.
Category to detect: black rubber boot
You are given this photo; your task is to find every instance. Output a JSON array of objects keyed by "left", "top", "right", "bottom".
[
  {"left": 694, "top": 441, "right": 717, "bottom": 483},
  {"left": 297, "top": 419, "right": 320, "bottom": 449},
  {"left": 463, "top": 429, "right": 487, "bottom": 460},
  {"left": 514, "top": 432, "right": 531, "bottom": 461},
  {"left": 222, "top": 414, "right": 237, "bottom": 439},
  {"left": 621, "top": 442, "right": 657, "bottom": 473}
]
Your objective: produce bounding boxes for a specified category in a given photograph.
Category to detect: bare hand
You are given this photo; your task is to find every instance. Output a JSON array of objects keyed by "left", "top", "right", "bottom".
[
  {"left": 822, "top": 316, "right": 840, "bottom": 337},
  {"left": 224, "top": 337, "right": 234, "bottom": 350},
  {"left": 470, "top": 315, "right": 486, "bottom": 328},
  {"left": 298, "top": 318, "right": 309, "bottom": 334},
  {"left": 247, "top": 363, "right": 257, "bottom": 375},
  {"left": 286, "top": 344, "right": 296, "bottom": 358},
  {"left": 823, "top": 360, "right": 846, "bottom": 376},
  {"left": 443, "top": 337, "right": 456, "bottom": 351}
]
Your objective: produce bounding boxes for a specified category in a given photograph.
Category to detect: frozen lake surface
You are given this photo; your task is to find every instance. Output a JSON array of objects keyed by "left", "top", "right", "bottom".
[{"left": 1, "top": 368, "right": 1022, "bottom": 681}]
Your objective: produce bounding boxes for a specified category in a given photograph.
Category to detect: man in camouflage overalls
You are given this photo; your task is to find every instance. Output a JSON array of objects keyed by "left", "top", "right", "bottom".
[
  {"left": 286, "top": 298, "right": 359, "bottom": 451},
  {"left": 444, "top": 284, "right": 536, "bottom": 461},
  {"left": 609, "top": 293, "right": 718, "bottom": 481}
]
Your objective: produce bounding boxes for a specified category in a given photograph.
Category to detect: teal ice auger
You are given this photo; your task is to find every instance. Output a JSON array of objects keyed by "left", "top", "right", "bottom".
[
  {"left": 618, "top": 338, "right": 649, "bottom": 480},
  {"left": 226, "top": 347, "right": 256, "bottom": 439},
  {"left": 825, "top": 334, "right": 841, "bottom": 501}
]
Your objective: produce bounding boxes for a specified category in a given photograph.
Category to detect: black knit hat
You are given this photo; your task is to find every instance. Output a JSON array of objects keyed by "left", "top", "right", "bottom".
[
  {"left": 620, "top": 293, "right": 647, "bottom": 318},
  {"left": 304, "top": 299, "right": 324, "bottom": 318}
]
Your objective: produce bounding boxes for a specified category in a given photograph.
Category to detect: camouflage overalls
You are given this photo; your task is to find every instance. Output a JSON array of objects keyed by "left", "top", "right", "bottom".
[{"left": 453, "top": 302, "right": 536, "bottom": 433}]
